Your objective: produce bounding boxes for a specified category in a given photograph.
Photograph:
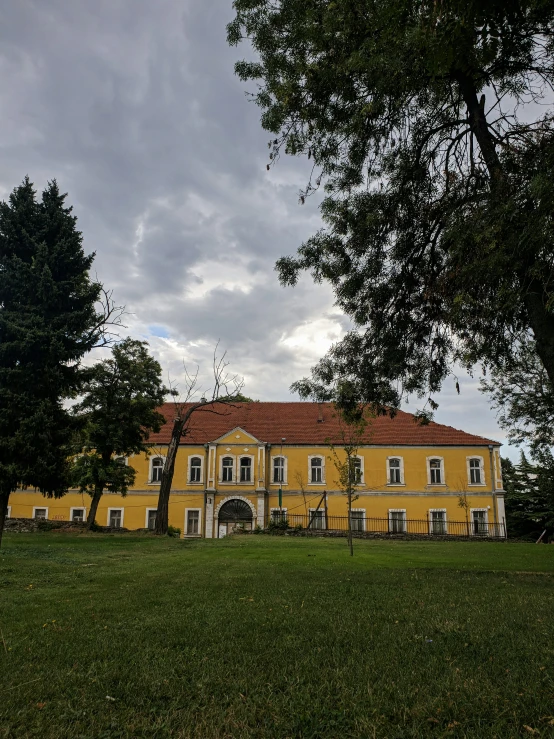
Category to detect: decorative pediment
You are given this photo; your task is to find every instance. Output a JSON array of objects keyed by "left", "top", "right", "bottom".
[{"left": 211, "top": 427, "right": 262, "bottom": 445}]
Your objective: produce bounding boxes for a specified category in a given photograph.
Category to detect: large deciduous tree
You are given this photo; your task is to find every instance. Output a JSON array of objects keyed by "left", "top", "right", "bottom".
[
  {"left": 71, "top": 338, "right": 168, "bottom": 529},
  {"left": 0, "top": 178, "right": 110, "bottom": 547},
  {"left": 229, "top": 1, "right": 554, "bottom": 413}
]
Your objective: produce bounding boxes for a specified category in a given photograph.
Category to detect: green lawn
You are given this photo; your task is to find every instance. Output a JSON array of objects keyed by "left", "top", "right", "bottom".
[{"left": 1, "top": 534, "right": 554, "bottom": 738}]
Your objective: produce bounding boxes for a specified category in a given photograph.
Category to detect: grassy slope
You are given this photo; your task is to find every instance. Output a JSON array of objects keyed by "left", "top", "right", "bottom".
[{"left": 1, "top": 534, "right": 554, "bottom": 739}]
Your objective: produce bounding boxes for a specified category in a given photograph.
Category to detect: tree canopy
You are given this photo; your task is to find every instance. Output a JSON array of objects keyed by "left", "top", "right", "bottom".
[
  {"left": 502, "top": 453, "right": 554, "bottom": 540},
  {"left": 229, "top": 0, "right": 554, "bottom": 413},
  {"left": 71, "top": 338, "right": 168, "bottom": 528},
  {"left": 0, "top": 178, "right": 104, "bottom": 543}
]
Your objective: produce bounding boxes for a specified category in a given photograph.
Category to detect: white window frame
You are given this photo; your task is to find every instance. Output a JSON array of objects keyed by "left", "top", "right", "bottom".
[
  {"left": 70, "top": 507, "right": 87, "bottom": 523},
  {"left": 145, "top": 508, "right": 157, "bottom": 530},
  {"left": 467, "top": 456, "right": 485, "bottom": 486},
  {"left": 308, "top": 455, "right": 326, "bottom": 485},
  {"left": 426, "top": 456, "right": 445, "bottom": 486},
  {"left": 388, "top": 508, "right": 407, "bottom": 533},
  {"left": 351, "top": 455, "right": 364, "bottom": 485},
  {"left": 386, "top": 456, "right": 405, "bottom": 485},
  {"left": 6, "top": 506, "right": 11, "bottom": 518},
  {"left": 271, "top": 455, "right": 288, "bottom": 485},
  {"left": 107, "top": 507, "right": 124, "bottom": 528},
  {"left": 185, "top": 508, "right": 202, "bottom": 537},
  {"left": 114, "top": 456, "right": 128, "bottom": 465},
  {"left": 350, "top": 508, "right": 366, "bottom": 531},
  {"left": 238, "top": 455, "right": 255, "bottom": 484},
  {"left": 470, "top": 508, "right": 489, "bottom": 536},
  {"left": 187, "top": 455, "right": 204, "bottom": 485},
  {"left": 220, "top": 454, "right": 235, "bottom": 484},
  {"left": 308, "top": 508, "right": 326, "bottom": 529},
  {"left": 428, "top": 508, "right": 448, "bottom": 535},
  {"left": 270, "top": 507, "right": 288, "bottom": 522},
  {"left": 33, "top": 507, "right": 48, "bottom": 520},
  {"left": 149, "top": 455, "right": 166, "bottom": 484}
]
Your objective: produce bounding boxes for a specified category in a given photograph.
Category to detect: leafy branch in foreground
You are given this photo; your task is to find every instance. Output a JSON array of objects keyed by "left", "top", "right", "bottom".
[{"left": 229, "top": 1, "right": 554, "bottom": 415}]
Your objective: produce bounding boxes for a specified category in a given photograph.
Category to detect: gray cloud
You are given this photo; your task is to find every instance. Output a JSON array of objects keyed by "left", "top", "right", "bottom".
[{"left": 0, "top": 0, "right": 516, "bottom": 458}]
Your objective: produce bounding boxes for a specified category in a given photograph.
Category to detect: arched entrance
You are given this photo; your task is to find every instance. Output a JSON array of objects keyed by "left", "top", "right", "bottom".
[{"left": 217, "top": 497, "right": 254, "bottom": 538}]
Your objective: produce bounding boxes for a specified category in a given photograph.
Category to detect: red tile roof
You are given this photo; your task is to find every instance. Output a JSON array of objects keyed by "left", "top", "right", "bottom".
[{"left": 148, "top": 402, "right": 499, "bottom": 447}]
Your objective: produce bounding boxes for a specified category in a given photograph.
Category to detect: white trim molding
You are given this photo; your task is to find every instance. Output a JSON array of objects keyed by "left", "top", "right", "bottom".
[
  {"left": 6, "top": 506, "right": 11, "bottom": 519},
  {"left": 70, "top": 507, "right": 87, "bottom": 523},
  {"left": 187, "top": 454, "right": 204, "bottom": 485},
  {"left": 428, "top": 508, "right": 448, "bottom": 535},
  {"left": 353, "top": 455, "right": 365, "bottom": 485},
  {"left": 238, "top": 454, "right": 255, "bottom": 484},
  {"left": 308, "top": 454, "right": 326, "bottom": 485},
  {"left": 145, "top": 508, "right": 157, "bottom": 530},
  {"left": 350, "top": 507, "right": 366, "bottom": 531},
  {"left": 214, "top": 495, "right": 257, "bottom": 521},
  {"left": 185, "top": 507, "right": 202, "bottom": 537},
  {"left": 271, "top": 454, "right": 288, "bottom": 486},
  {"left": 270, "top": 507, "right": 288, "bottom": 521},
  {"left": 107, "top": 507, "right": 124, "bottom": 528},
  {"left": 426, "top": 456, "right": 445, "bottom": 486},
  {"left": 32, "top": 506, "right": 48, "bottom": 520},
  {"left": 388, "top": 508, "right": 407, "bottom": 533},
  {"left": 220, "top": 454, "right": 236, "bottom": 484},
  {"left": 308, "top": 507, "right": 326, "bottom": 528},
  {"left": 149, "top": 455, "right": 166, "bottom": 484},
  {"left": 386, "top": 455, "right": 405, "bottom": 485},
  {"left": 114, "top": 456, "right": 128, "bottom": 466},
  {"left": 466, "top": 456, "right": 485, "bottom": 486},
  {"left": 470, "top": 507, "right": 489, "bottom": 536}
]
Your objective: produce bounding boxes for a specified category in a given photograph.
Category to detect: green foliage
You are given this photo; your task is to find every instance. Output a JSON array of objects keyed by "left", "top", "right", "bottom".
[
  {"left": 481, "top": 339, "right": 554, "bottom": 458},
  {"left": 501, "top": 453, "right": 554, "bottom": 540},
  {"left": 0, "top": 177, "right": 102, "bottom": 500},
  {"left": 267, "top": 517, "right": 291, "bottom": 531},
  {"left": 166, "top": 525, "right": 181, "bottom": 538},
  {"left": 71, "top": 338, "right": 169, "bottom": 508},
  {"left": 229, "top": 1, "right": 554, "bottom": 411}
]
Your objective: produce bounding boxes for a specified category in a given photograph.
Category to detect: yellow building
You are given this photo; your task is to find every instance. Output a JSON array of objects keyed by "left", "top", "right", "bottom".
[{"left": 8, "top": 402, "right": 506, "bottom": 537}]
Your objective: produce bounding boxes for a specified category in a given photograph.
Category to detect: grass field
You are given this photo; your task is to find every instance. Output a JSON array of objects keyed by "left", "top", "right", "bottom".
[{"left": 1, "top": 534, "right": 554, "bottom": 738}]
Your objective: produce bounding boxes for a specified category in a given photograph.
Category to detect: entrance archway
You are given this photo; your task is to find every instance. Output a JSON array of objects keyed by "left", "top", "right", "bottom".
[{"left": 217, "top": 497, "right": 254, "bottom": 538}]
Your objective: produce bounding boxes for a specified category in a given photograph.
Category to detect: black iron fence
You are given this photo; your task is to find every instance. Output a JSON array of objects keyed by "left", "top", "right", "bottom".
[{"left": 268, "top": 512, "right": 506, "bottom": 538}]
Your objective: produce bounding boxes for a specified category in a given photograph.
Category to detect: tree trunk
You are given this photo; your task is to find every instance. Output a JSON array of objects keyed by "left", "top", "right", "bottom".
[
  {"left": 0, "top": 491, "right": 10, "bottom": 549},
  {"left": 347, "top": 490, "right": 353, "bottom": 557},
  {"left": 86, "top": 486, "right": 104, "bottom": 529},
  {"left": 456, "top": 72, "right": 554, "bottom": 389},
  {"left": 154, "top": 417, "right": 183, "bottom": 535}
]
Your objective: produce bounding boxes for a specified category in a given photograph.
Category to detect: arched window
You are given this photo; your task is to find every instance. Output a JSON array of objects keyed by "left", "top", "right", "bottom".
[
  {"left": 240, "top": 457, "right": 252, "bottom": 483},
  {"left": 469, "top": 458, "right": 482, "bottom": 484},
  {"left": 310, "top": 457, "right": 323, "bottom": 483},
  {"left": 388, "top": 458, "right": 401, "bottom": 484},
  {"left": 429, "top": 458, "right": 443, "bottom": 485},
  {"left": 151, "top": 457, "right": 164, "bottom": 483},
  {"left": 222, "top": 456, "right": 234, "bottom": 482},
  {"left": 273, "top": 456, "right": 285, "bottom": 484},
  {"left": 190, "top": 456, "right": 202, "bottom": 483}
]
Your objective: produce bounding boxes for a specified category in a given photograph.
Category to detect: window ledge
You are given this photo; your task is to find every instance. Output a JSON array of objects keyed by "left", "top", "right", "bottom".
[
  {"left": 386, "top": 483, "right": 406, "bottom": 487},
  {"left": 427, "top": 484, "right": 447, "bottom": 488},
  {"left": 309, "top": 482, "right": 326, "bottom": 486},
  {"left": 187, "top": 482, "right": 204, "bottom": 486},
  {"left": 147, "top": 482, "right": 161, "bottom": 486},
  {"left": 270, "top": 483, "right": 288, "bottom": 487},
  {"left": 467, "top": 483, "right": 486, "bottom": 487}
]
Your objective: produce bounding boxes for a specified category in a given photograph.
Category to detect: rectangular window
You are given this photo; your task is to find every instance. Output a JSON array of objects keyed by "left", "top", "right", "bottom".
[
  {"left": 350, "top": 510, "right": 365, "bottom": 532},
  {"left": 472, "top": 510, "right": 488, "bottom": 536},
  {"left": 309, "top": 509, "right": 325, "bottom": 529},
  {"left": 222, "top": 457, "right": 234, "bottom": 482},
  {"left": 240, "top": 458, "right": 252, "bottom": 483},
  {"left": 33, "top": 508, "right": 47, "bottom": 521},
  {"left": 270, "top": 508, "right": 288, "bottom": 523},
  {"left": 429, "top": 459, "right": 442, "bottom": 484},
  {"left": 388, "top": 458, "right": 402, "bottom": 484},
  {"left": 186, "top": 510, "right": 200, "bottom": 536},
  {"left": 189, "top": 457, "right": 202, "bottom": 483},
  {"left": 109, "top": 509, "right": 122, "bottom": 528},
  {"left": 469, "top": 459, "right": 482, "bottom": 484},
  {"left": 273, "top": 457, "right": 285, "bottom": 484},
  {"left": 430, "top": 510, "right": 446, "bottom": 535},
  {"left": 147, "top": 509, "right": 157, "bottom": 530},
  {"left": 310, "top": 458, "right": 323, "bottom": 483},
  {"left": 71, "top": 508, "right": 85, "bottom": 523},
  {"left": 389, "top": 510, "right": 406, "bottom": 534}
]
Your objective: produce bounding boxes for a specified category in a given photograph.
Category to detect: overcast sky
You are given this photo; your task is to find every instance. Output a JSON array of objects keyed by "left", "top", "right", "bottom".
[{"left": 0, "top": 0, "right": 519, "bottom": 458}]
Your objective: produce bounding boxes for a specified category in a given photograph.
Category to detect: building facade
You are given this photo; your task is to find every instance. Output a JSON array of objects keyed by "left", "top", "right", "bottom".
[{"left": 8, "top": 402, "right": 506, "bottom": 537}]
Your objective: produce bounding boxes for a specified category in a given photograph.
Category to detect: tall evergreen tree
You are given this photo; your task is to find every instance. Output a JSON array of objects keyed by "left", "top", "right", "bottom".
[
  {"left": 70, "top": 338, "right": 168, "bottom": 528},
  {"left": 0, "top": 178, "right": 105, "bottom": 546},
  {"left": 502, "top": 453, "right": 554, "bottom": 540},
  {"left": 229, "top": 1, "right": 554, "bottom": 414}
]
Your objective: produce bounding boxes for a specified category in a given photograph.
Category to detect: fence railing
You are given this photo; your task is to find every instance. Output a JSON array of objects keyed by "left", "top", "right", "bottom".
[{"left": 267, "top": 513, "right": 506, "bottom": 538}]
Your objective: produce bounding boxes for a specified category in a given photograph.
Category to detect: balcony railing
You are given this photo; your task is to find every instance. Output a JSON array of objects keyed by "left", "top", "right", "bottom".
[{"left": 267, "top": 513, "right": 506, "bottom": 538}]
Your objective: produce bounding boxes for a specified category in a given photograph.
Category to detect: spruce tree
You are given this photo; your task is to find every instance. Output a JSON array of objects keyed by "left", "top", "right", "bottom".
[{"left": 0, "top": 178, "right": 103, "bottom": 545}]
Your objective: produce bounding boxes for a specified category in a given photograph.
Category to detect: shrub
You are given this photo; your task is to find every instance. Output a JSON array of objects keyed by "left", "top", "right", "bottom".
[{"left": 167, "top": 526, "right": 181, "bottom": 538}]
